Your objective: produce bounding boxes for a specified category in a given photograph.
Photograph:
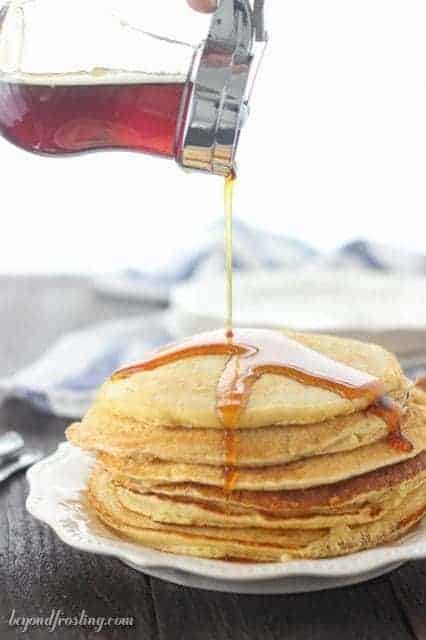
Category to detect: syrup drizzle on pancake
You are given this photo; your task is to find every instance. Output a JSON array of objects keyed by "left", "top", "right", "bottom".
[
  {"left": 112, "top": 329, "right": 412, "bottom": 492},
  {"left": 369, "top": 397, "right": 413, "bottom": 453}
]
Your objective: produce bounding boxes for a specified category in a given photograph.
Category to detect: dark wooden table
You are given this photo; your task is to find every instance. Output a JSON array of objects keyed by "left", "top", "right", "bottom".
[{"left": 1, "top": 275, "right": 425, "bottom": 639}]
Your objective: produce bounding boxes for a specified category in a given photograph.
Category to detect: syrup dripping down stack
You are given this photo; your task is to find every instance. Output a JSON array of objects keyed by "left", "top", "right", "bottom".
[{"left": 66, "top": 328, "right": 426, "bottom": 562}]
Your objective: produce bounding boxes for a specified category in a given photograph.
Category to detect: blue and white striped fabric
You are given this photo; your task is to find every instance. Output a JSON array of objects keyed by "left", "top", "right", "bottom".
[
  {"left": 92, "top": 220, "right": 317, "bottom": 303},
  {"left": 1, "top": 221, "right": 426, "bottom": 419},
  {"left": 93, "top": 223, "right": 426, "bottom": 304},
  {"left": 0, "top": 316, "right": 171, "bottom": 419}
]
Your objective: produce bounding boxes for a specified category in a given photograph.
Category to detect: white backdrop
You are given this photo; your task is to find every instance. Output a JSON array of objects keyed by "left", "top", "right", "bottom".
[{"left": 1, "top": 0, "right": 425, "bottom": 274}]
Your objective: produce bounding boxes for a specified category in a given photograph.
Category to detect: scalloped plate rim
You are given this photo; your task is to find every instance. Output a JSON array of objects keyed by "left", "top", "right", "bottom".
[{"left": 26, "top": 442, "right": 426, "bottom": 584}]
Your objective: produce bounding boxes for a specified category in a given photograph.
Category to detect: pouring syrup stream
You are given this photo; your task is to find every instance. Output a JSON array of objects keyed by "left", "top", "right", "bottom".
[{"left": 225, "top": 171, "right": 236, "bottom": 339}]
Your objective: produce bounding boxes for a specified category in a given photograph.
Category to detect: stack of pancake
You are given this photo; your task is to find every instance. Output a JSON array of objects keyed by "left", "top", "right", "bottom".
[{"left": 67, "top": 330, "right": 426, "bottom": 562}]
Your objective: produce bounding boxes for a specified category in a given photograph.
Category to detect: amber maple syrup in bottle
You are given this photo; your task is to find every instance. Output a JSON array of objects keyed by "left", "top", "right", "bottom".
[
  {"left": 0, "top": 76, "right": 190, "bottom": 156},
  {"left": 0, "top": 0, "right": 267, "bottom": 171}
]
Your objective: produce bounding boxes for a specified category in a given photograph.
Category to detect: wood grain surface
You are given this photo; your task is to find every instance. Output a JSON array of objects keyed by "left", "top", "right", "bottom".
[{"left": 0, "top": 276, "right": 425, "bottom": 639}]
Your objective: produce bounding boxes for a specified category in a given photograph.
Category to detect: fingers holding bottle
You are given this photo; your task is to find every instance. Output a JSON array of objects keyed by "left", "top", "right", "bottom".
[{"left": 186, "top": 0, "right": 218, "bottom": 13}]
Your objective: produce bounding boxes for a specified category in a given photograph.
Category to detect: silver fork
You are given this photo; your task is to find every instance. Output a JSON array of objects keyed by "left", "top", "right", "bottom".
[{"left": 0, "top": 432, "right": 43, "bottom": 485}]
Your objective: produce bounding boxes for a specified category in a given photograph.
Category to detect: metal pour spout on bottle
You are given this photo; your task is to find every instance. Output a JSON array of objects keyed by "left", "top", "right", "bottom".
[
  {"left": 179, "top": 0, "right": 268, "bottom": 175},
  {"left": 0, "top": 0, "right": 267, "bottom": 176}
]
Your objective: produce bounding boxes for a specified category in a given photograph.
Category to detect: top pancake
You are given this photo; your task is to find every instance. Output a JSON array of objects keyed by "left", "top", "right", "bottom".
[{"left": 96, "top": 330, "right": 405, "bottom": 429}]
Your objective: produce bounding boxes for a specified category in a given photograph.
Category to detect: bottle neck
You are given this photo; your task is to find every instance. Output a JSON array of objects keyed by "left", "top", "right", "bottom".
[{"left": 177, "top": 0, "right": 261, "bottom": 177}]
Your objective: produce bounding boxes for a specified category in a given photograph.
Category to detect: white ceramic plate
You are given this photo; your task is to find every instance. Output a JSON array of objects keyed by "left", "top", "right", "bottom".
[
  {"left": 169, "top": 268, "right": 426, "bottom": 338},
  {"left": 27, "top": 443, "right": 426, "bottom": 594}
]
